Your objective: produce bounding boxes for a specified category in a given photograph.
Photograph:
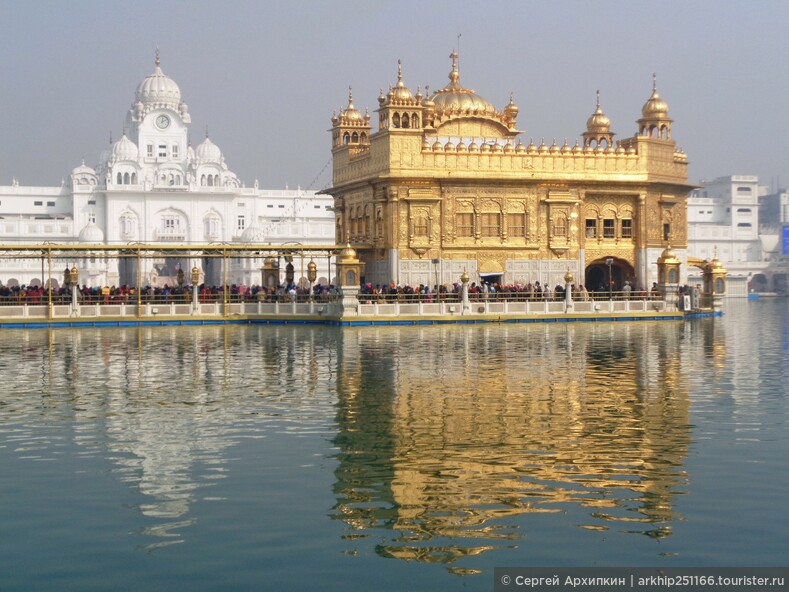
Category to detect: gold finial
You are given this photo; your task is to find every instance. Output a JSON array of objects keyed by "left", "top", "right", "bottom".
[
  {"left": 397, "top": 59, "right": 403, "bottom": 83},
  {"left": 155, "top": 47, "right": 161, "bottom": 67},
  {"left": 347, "top": 86, "right": 354, "bottom": 107},
  {"left": 596, "top": 89, "right": 601, "bottom": 108},
  {"left": 652, "top": 72, "right": 657, "bottom": 92},
  {"left": 448, "top": 50, "right": 460, "bottom": 86}
]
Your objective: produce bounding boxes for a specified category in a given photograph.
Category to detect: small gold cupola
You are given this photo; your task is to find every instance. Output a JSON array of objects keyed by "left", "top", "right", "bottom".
[
  {"left": 583, "top": 90, "right": 615, "bottom": 149},
  {"left": 378, "top": 60, "right": 423, "bottom": 132},
  {"left": 331, "top": 87, "right": 371, "bottom": 149},
  {"left": 638, "top": 74, "right": 673, "bottom": 139}
]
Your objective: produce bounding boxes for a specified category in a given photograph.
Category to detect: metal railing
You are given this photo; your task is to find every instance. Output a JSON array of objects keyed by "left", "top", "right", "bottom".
[
  {"left": 355, "top": 289, "right": 662, "bottom": 304},
  {"left": 0, "top": 288, "right": 335, "bottom": 306}
]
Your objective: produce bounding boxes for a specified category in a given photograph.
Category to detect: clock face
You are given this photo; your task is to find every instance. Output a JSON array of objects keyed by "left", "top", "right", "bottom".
[{"left": 155, "top": 114, "right": 170, "bottom": 129}]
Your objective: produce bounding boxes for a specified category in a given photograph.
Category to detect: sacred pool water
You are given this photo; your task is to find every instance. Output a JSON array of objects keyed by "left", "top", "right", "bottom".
[{"left": 0, "top": 299, "right": 786, "bottom": 591}]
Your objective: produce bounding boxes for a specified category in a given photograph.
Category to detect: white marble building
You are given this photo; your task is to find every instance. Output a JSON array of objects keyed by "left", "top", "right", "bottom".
[
  {"left": 687, "top": 175, "right": 787, "bottom": 295},
  {"left": 0, "top": 52, "right": 335, "bottom": 289}
]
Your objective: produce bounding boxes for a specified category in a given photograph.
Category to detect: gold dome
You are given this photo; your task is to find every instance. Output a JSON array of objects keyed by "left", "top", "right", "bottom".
[
  {"left": 390, "top": 60, "right": 414, "bottom": 102},
  {"left": 504, "top": 94, "right": 519, "bottom": 118},
  {"left": 340, "top": 87, "right": 364, "bottom": 123},
  {"left": 339, "top": 243, "right": 358, "bottom": 262},
  {"left": 642, "top": 75, "right": 669, "bottom": 118},
  {"left": 586, "top": 91, "right": 612, "bottom": 132},
  {"left": 708, "top": 251, "right": 727, "bottom": 273},
  {"left": 431, "top": 51, "right": 497, "bottom": 117},
  {"left": 658, "top": 245, "right": 680, "bottom": 264}
]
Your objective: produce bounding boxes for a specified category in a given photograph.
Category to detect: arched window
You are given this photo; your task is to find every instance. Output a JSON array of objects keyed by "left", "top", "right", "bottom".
[
  {"left": 360, "top": 132, "right": 367, "bottom": 143},
  {"left": 207, "top": 175, "right": 214, "bottom": 186},
  {"left": 116, "top": 172, "right": 122, "bottom": 185},
  {"left": 392, "top": 113, "right": 400, "bottom": 128},
  {"left": 552, "top": 214, "right": 568, "bottom": 237},
  {"left": 120, "top": 212, "right": 137, "bottom": 239},
  {"left": 123, "top": 172, "right": 130, "bottom": 184},
  {"left": 204, "top": 214, "right": 220, "bottom": 239},
  {"left": 214, "top": 174, "right": 220, "bottom": 186},
  {"left": 131, "top": 172, "right": 137, "bottom": 184},
  {"left": 351, "top": 132, "right": 359, "bottom": 143},
  {"left": 412, "top": 114, "right": 419, "bottom": 128},
  {"left": 175, "top": 174, "right": 181, "bottom": 185},
  {"left": 200, "top": 174, "right": 206, "bottom": 186},
  {"left": 343, "top": 132, "right": 350, "bottom": 145},
  {"left": 402, "top": 113, "right": 410, "bottom": 128}
]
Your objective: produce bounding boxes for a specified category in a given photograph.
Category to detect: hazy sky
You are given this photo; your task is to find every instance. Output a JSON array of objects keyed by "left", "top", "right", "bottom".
[{"left": 1, "top": 0, "right": 787, "bottom": 192}]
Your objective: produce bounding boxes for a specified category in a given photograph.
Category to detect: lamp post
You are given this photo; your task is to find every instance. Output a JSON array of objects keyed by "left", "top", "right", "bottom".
[
  {"left": 460, "top": 269, "right": 470, "bottom": 313},
  {"left": 605, "top": 258, "right": 613, "bottom": 300},
  {"left": 307, "top": 259, "right": 317, "bottom": 300},
  {"left": 70, "top": 265, "right": 79, "bottom": 315},
  {"left": 285, "top": 260, "right": 295, "bottom": 286},
  {"left": 564, "top": 270, "right": 574, "bottom": 311},
  {"left": 191, "top": 266, "right": 200, "bottom": 314}
]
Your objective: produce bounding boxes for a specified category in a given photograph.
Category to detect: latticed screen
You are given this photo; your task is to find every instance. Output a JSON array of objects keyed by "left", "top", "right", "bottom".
[
  {"left": 585, "top": 218, "right": 597, "bottom": 238},
  {"left": 507, "top": 213, "right": 526, "bottom": 237},
  {"left": 603, "top": 218, "right": 615, "bottom": 238},
  {"left": 456, "top": 213, "right": 474, "bottom": 237},
  {"left": 480, "top": 213, "right": 500, "bottom": 237},
  {"left": 621, "top": 219, "right": 633, "bottom": 238}
]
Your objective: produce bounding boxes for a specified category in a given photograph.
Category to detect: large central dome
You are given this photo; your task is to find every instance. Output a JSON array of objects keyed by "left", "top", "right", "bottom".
[
  {"left": 135, "top": 50, "right": 182, "bottom": 109},
  {"left": 430, "top": 51, "right": 497, "bottom": 117}
]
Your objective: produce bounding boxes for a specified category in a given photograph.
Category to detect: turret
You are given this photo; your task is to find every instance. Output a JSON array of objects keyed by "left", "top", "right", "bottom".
[{"left": 331, "top": 87, "right": 371, "bottom": 149}]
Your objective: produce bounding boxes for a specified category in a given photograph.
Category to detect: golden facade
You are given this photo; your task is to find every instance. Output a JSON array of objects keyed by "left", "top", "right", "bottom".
[{"left": 328, "top": 53, "right": 694, "bottom": 290}]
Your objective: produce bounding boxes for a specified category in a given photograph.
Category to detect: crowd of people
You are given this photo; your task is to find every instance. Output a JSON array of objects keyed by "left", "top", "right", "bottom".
[
  {"left": 0, "top": 282, "right": 336, "bottom": 305},
  {"left": 0, "top": 278, "right": 665, "bottom": 306},
  {"left": 357, "top": 280, "right": 661, "bottom": 302}
]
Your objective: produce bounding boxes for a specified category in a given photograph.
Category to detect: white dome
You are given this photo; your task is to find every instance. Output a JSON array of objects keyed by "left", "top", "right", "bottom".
[
  {"left": 71, "top": 161, "right": 96, "bottom": 176},
  {"left": 135, "top": 54, "right": 182, "bottom": 109},
  {"left": 240, "top": 225, "right": 266, "bottom": 243},
  {"left": 111, "top": 134, "right": 139, "bottom": 161},
  {"left": 78, "top": 221, "right": 104, "bottom": 243},
  {"left": 196, "top": 137, "right": 222, "bottom": 163}
]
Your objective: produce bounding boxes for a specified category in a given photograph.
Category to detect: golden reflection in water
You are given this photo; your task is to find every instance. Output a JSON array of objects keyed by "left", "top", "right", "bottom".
[{"left": 331, "top": 322, "right": 692, "bottom": 565}]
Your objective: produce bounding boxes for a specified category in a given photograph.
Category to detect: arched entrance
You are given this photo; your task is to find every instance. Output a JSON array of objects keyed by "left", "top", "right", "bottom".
[
  {"left": 585, "top": 257, "right": 634, "bottom": 297},
  {"left": 750, "top": 273, "right": 769, "bottom": 293}
]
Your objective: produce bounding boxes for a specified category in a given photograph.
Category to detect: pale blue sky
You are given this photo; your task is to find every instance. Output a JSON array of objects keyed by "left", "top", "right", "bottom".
[{"left": 1, "top": 0, "right": 787, "bottom": 191}]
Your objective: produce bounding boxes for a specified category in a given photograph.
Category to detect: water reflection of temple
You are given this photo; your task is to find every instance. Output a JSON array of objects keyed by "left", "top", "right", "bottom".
[
  {"left": 331, "top": 323, "right": 692, "bottom": 566},
  {"left": 12, "top": 326, "right": 339, "bottom": 550}
]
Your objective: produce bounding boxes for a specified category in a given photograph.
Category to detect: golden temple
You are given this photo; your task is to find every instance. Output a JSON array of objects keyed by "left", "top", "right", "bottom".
[{"left": 328, "top": 52, "right": 694, "bottom": 292}]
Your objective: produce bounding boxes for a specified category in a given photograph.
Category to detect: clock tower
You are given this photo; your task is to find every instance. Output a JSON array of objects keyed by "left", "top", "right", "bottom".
[{"left": 122, "top": 50, "right": 191, "bottom": 176}]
